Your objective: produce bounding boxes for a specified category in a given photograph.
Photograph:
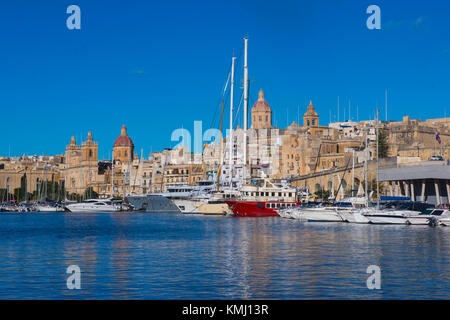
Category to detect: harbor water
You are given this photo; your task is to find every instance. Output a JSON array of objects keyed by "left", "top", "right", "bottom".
[{"left": 1, "top": 212, "right": 450, "bottom": 299}]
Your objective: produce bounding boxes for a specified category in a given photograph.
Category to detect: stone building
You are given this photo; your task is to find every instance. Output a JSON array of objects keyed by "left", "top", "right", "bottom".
[
  {"left": 113, "top": 125, "right": 134, "bottom": 163},
  {"left": 62, "top": 132, "right": 107, "bottom": 196},
  {"left": 0, "top": 155, "right": 63, "bottom": 201},
  {"left": 251, "top": 89, "right": 272, "bottom": 129}
]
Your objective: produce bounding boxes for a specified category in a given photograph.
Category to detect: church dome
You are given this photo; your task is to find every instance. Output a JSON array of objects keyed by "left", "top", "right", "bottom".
[
  {"left": 251, "top": 89, "right": 272, "bottom": 113},
  {"left": 113, "top": 125, "right": 134, "bottom": 147},
  {"left": 304, "top": 100, "right": 318, "bottom": 117}
]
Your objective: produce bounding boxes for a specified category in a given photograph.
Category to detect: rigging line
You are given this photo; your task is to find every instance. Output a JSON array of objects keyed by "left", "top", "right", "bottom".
[
  {"left": 233, "top": 90, "right": 244, "bottom": 126},
  {"left": 209, "top": 70, "right": 232, "bottom": 129}
]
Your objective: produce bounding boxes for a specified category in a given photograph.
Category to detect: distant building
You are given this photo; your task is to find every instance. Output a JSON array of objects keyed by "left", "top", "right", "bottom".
[
  {"left": 113, "top": 125, "right": 134, "bottom": 163},
  {"left": 251, "top": 89, "right": 272, "bottom": 129}
]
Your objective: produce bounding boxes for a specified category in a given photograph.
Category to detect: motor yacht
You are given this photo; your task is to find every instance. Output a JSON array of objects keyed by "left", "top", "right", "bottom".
[
  {"left": 363, "top": 201, "right": 433, "bottom": 224},
  {"left": 65, "top": 199, "right": 122, "bottom": 212},
  {"left": 226, "top": 178, "right": 300, "bottom": 217},
  {"left": 407, "top": 208, "right": 450, "bottom": 225}
]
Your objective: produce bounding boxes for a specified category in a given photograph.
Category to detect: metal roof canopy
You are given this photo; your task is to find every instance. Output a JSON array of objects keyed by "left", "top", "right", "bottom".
[{"left": 379, "top": 162, "right": 450, "bottom": 181}]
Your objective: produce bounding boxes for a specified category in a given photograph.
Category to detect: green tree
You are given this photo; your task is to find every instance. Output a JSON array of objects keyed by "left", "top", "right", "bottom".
[
  {"left": 83, "top": 187, "right": 98, "bottom": 200},
  {"left": 314, "top": 189, "right": 330, "bottom": 201},
  {"left": 377, "top": 129, "right": 389, "bottom": 158},
  {"left": 20, "top": 174, "right": 27, "bottom": 202}
]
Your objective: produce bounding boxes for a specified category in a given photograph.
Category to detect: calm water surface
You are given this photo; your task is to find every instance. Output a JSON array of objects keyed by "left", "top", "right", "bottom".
[{"left": 0, "top": 212, "right": 450, "bottom": 299}]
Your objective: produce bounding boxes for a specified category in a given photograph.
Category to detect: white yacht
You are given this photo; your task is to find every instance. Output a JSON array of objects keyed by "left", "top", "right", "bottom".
[
  {"left": 66, "top": 199, "right": 122, "bottom": 212},
  {"left": 363, "top": 202, "right": 433, "bottom": 225},
  {"left": 407, "top": 208, "right": 450, "bottom": 225},
  {"left": 335, "top": 197, "right": 370, "bottom": 224},
  {"left": 35, "top": 202, "right": 67, "bottom": 212},
  {"left": 288, "top": 203, "right": 345, "bottom": 222},
  {"left": 126, "top": 180, "right": 216, "bottom": 213}
]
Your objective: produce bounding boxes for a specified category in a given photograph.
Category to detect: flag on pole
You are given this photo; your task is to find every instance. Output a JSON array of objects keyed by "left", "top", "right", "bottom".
[{"left": 436, "top": 131, "right": 441, "bottom": 144}]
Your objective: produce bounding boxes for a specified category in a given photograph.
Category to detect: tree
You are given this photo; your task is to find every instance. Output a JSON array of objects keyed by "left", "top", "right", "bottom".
[
  {"left": 20, "top": 174, "right": 27, "bottom": 202},
  {"left": 314, "top": 189, "right": 330, "bottom": 201},
  {"left": 83, "top": 187, "right": 98, "bottom": 200},
  {"left": 377, "top": 129, "right": 389, "bottom": 158}
]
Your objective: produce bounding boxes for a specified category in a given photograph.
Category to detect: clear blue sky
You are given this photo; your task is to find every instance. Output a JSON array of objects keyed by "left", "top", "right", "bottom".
[{"left": 1, "top": 0, "right": 450, "bottom": 159}]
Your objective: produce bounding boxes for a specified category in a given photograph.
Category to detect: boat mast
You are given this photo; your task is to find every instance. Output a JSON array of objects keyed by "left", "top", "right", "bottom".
[
  {"left": 365, "top": 137, "right": 369, "bottom": 205},
  {"left": 352, "top": 149, "right": 355, "bottom": 196},
  {"left": 376, "top": 108, "right": 380, "bottom": 209},
  {"left": 111, "top": 150, "right": 114, "bottom": 197},
  {"left": 243, "top": 37, "right": 248, "bottom": 183},
  {"left": 217, "top": 100, "right": 224, "bottom": 193},
  {"left": 229, "top": 56, "right": 235, "bottom": 190}
]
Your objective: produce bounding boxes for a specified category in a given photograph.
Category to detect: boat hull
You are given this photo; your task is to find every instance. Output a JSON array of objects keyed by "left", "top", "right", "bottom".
[
  {"left": 406, "top": 216, "right": 432, "bottom": 225},
  {"left": 197, "top": 202, "right": 231, "bottom": 215},
  {"left": 364, "top": 215, "right": 407, "bottom": 224},
  {"left": 125, "top": 195, "right": 180, "bottom": 213},
  {"left": 226, "top": 201, "right": 289, "bottom": 217},
  {"left": 293, "top": 208, "right": 343, "bottom": 222},
  {"left": 172, "top": 199, "right": 203, "bottom": 214},
  {"left": 338, "top": 211, "right": 370, "bottom": 224}
]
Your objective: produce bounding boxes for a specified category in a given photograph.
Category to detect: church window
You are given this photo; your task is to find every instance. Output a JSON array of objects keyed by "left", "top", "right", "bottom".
[
  {"left": 265, "top": 115, "right": 268, "bottom": 122},
  {"left": 89, "top": 150, "right": 92, "bottom": 158},
  {"left": 125, "top": 150, "right": 128, "bottom": 157},
  {"left": 307, "top": 120, "right": 310, "bottom": 126},
  {"left": 312, "top": 120, "right": 315, "bottom": 125}
]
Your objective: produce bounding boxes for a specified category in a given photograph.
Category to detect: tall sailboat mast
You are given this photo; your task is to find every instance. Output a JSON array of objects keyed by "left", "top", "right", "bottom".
[
  {"left": 217, "top": 100, "right": 225, "bottom": 193},
  {"left": 243, "top": 37, "right": 249, "bottom": 183},
  {"left": 229, "top": 56, "right": 235, "bottom": 189},
  {"left": 376, "top": 108, "right": 380, "bottom": 209}
]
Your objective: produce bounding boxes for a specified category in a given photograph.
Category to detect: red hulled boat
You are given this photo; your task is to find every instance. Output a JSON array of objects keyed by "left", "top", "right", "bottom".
[{"left": 226, "top": 178, "right": 301, "bottom": 217}]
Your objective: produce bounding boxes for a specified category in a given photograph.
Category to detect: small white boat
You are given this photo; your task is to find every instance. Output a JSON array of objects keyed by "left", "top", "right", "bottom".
[
  {"left": 66, "top": 199, "right": 122, "bottom": 212},
  {"left": 290, "top": 205, "right": 344, "bottom": 222},
  {"left": 334, "top": 197, "right": 370, "bottom": 224},
  {"left": 364, "top": 201, "right": 433, "bottom": 225},
  {"left": 35, "top": 204, "right": 67, "bottom": 212},
  {"left": 339, "top": 208, "right": 370, "bottom": 224},
  {"left": 363, "top": 209, "right": 411, "bottom": 224},
  {"left": 406, "top": 208, "right": 449, "bottom": 225}
]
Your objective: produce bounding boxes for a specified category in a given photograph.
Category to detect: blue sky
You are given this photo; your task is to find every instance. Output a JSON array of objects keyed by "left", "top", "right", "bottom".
[{"left": 1, "top": 0, "right": 450, "bottom": 159}]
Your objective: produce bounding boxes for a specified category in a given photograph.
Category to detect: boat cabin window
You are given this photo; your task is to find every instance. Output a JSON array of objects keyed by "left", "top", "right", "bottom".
[
  {"left": 432, "top": 210, "right": 444, "bottom": 216},
  {"left": 420, "top": 209, "right": 434, "bottom": 215}
]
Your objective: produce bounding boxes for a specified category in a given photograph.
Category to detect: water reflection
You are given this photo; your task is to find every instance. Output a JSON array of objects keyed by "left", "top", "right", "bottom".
[{"left": 1, "top": 213, "right": 450, "bottom": 299}]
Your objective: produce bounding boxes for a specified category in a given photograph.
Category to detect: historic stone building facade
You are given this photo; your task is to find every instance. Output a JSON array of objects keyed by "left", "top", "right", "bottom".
[
  {"left": 113, "top": 125, "right": 135, "bottom": 163},
  {"left": 251, "top": 89, "right": 272, "bottom": 129},
  {"left": 62, "top": 132, "right": 106, "bottom": 196}
]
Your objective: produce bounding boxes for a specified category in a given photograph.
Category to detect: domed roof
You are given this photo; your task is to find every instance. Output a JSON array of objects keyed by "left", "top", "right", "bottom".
[
  {"left": 251, "top": 89, "right": 272, "bottom": 113},
  {"left": 304, "top": 100, "right": 318, "bottom": 117},
  {"left": 113, "top": 125, "right": 134, "bottom": 147}
]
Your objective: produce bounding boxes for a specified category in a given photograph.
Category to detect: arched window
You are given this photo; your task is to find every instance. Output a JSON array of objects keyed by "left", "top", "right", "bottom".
[
  {"left": 312, "top": 120, "right": 315, "bottom": 125},
  {"left": 89, "top": 150, "right": 93, "bottom": 158},
  {"left": 307, "top": 120, "right": 310, "bottom": 126}
]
